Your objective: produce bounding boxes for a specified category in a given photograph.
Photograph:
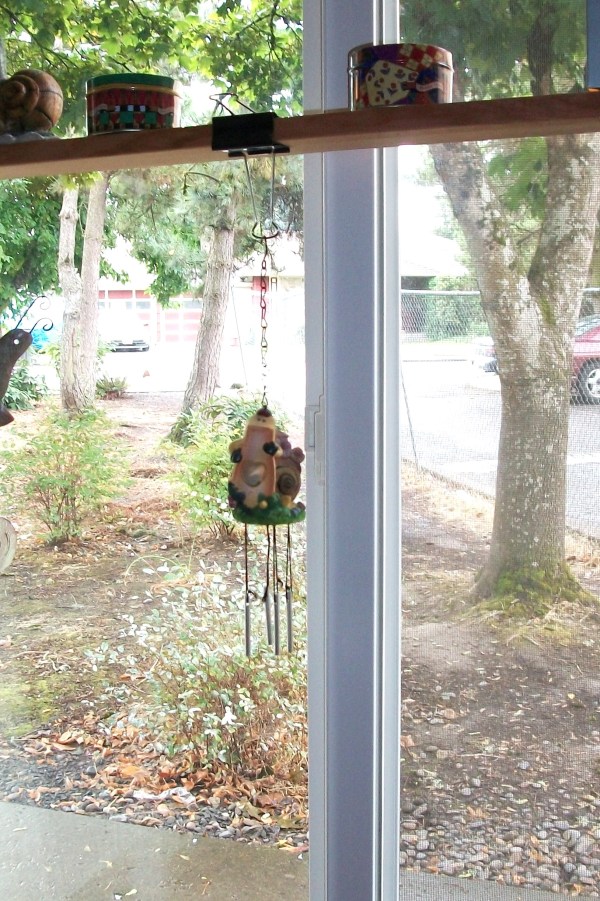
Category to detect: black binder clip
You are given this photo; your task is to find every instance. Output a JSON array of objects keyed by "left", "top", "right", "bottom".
[{"left": 211, "top": 112, "right": 289, "bottom": 158}]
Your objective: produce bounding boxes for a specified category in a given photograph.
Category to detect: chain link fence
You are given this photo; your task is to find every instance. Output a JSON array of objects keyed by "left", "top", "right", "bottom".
[{"left": 400, "top": 289, "right": 600, "bottom": 539}]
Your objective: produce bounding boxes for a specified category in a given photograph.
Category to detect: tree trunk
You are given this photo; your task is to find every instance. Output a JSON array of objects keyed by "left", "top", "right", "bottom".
[
  {"left": 431, "top": 133, "right": 600, "bottom": 606},
  {"left": 0, "top": 38, "right": 7, "bottom": 81},
  {"left": 59, "top": 174, "right": 108, "bottom": 412},
  {"left": 180, "top": 214, "right": 236, "bottom": 417}
]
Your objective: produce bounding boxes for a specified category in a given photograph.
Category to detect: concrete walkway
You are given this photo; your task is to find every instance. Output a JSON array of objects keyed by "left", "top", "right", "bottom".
[{"left": 1, "top": 802, "right": 565, "bottom": 900}]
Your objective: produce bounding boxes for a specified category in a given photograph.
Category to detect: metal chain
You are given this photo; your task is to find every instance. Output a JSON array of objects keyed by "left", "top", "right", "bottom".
[
  {"left": 260, "top": 239, "right": 269, "bottom": 408},
  {"left": 239, "top": 143, "right": 280, "bottom": 410}
]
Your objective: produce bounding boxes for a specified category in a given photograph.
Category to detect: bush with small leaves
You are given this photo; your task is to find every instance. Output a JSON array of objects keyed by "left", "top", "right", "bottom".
[
  {"left": 86, "top": 558, "right": 307, "bottom": 776},
  {"left": 4, "top": 360, "right": 48, "bottom": 411},
  {"left": 0, "top": 407, "right": 129, "bottom": 542}
]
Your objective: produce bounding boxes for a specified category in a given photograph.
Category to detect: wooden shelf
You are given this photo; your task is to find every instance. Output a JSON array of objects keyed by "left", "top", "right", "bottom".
[{"left": 2, "top": 91, "right": 600, "bottom": 178}]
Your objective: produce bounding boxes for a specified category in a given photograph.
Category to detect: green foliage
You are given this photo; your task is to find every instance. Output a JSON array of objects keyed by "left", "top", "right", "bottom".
[
  {"left": 0, "top": 408, "right": 129, "bottom": 542},
  {"left": 424, "top": 293, "right": 488, "bottom": 340},
  {"left": 172, "top": 393, "right": 288, "bottom": 537},
  {"left": 0, "top": 180, "right": 63, "bottom": 317},
  {"left": 3, "top": 360, "right": 48, "bottom": 411},
  {"left": 39, "top": 339, "right": 61, "bottom": 374},
  {"left": 195, "top": 0, "right": 303, "bottom": 115},
  {"left": 178, "top": 427, "right": 235, "bottom": 537},
  {"left": 87, "top": 560, "right": 307, "bottom": 772},
  {"left": 96, "top": 375, "right": 128, "bottom": 399},
  {"left": 403, "top": 0, "right": 585, "bottom": 102},
  {"left": 402, "top": 0, "right": 584, "bottom": 241},
  {"left": 0, "top": 1, "right": 304, "bottom": 321},
  {"left": 112, "top": 153, "right": 304, "bottom": 306}
]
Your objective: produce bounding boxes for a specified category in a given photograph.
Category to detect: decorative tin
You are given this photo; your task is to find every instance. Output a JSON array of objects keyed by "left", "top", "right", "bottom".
[
  {"left": 348, "top": 43, "right": 452, "bottom": 109},
  {"left": 86, "top": 74, "right": 182, "bottom": 133}
]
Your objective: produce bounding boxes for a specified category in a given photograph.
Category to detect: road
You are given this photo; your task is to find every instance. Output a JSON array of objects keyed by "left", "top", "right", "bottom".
[{"left": 400, "top": 353, "right": 600, "bottom": 539}]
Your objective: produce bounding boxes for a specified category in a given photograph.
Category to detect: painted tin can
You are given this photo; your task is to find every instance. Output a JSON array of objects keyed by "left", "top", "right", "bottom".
[
  {"left": 348, "top": 43, "right": 452, "bottom": 109},
  {"left": 86, "top": 74, "right": 182, "bottom": 133}
]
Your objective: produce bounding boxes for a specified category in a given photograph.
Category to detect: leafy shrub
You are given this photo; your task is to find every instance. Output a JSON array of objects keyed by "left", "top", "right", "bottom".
[
  {"left": 87, "top": 561, "right": 307, "bottom": 775},
  {"left": 4, "top": 360, "right": 48, "bottom": 411},
  {"left": 96, "top": 374, "right": 128, "bottom": 399},
  {"left": 0, "top": 407, "right": 129, "bottom": 542},
  {"left": 424, "top": 294, "right": 488, "bottom": 341},
  {"left": 170, "top": 392, "right": 278, "bottom": 448},
  {"left": 176, "top": 428, "right": 235, "bottom": 537},
  {"left": 173, "top": 393, "right": 290, "bottom": 538}
]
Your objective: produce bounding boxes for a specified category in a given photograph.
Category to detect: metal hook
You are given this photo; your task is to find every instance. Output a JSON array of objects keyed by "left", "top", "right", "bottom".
[
  {"left": 28, "top": 317, "right": 53, "bottom": 334},
  {"left": 244, "top": 151, "right": 281, "bottom": 242},
  {"left": 14, "top": 297, "right": 38, "bottom": 329},
  {"left": 15, "top": 296, "right": 53, "bottom": 331},
  {"left": 210, "top": 92, "right": 256, "bottom": 117}
]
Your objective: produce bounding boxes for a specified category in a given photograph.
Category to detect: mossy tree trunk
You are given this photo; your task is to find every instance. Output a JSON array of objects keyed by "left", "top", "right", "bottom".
[{"left": 431, "top": 133, "right": 600, "bottom": 606}]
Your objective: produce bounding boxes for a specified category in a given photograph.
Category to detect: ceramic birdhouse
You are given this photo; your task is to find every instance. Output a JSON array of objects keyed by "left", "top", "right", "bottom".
[{"left": 228, "top": 407, "right": 306, "bottom": 526}]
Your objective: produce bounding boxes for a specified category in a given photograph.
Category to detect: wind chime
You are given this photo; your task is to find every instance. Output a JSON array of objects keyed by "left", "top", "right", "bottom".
[{"left": 213, "top": 96, "right": 306, "bottom": 655}]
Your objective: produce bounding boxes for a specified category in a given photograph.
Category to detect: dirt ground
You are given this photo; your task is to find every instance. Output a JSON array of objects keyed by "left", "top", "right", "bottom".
[{"left": 0, "top": 392, "right": 598, "bottom": 893}]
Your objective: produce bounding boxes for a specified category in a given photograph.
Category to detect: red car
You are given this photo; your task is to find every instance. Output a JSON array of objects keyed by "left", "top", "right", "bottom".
[
  {"left": 572, "top": 314, "right": 600, "bottom": 403},
  {"left": 471, "top": 314, "right": 600, "bottom": 404}
]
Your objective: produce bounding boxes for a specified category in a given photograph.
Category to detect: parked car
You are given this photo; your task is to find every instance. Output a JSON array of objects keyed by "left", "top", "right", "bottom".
[
  {"left": 98, "top": 311, "right": 150, "bottom": 353},
  {"left": 470, "top": 335, "right": 498, "bottom": 373},
  {"left": 470, "top": 314, "right": 600, "bottom": 404}
]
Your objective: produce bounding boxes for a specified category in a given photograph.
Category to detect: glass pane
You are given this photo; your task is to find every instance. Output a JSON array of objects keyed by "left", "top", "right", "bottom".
[{"left": 399, "top": 2, "right": 599, "bottom": 897}]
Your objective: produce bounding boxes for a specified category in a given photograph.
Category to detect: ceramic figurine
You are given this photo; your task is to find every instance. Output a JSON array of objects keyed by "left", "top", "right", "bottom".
[
  {"left": 228, "top": 407, "right": 306, "bottom": 525},
  {"left": 275, "top": 432, "right": 305, "bottom": 505},
  {"left": 0, "top": 69, "right": 63, "bottom": 136}
]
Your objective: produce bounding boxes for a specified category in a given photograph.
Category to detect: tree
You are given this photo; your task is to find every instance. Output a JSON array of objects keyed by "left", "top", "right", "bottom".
[
  {"left": 112, "top": 152, "right": 303, "bottom": 428},
  {"left": 166, "top": 0, "right": 303, "bottom": 425},
  {"left": 402, "top": 0, "right": 600, "bottom": 609},
  {"left": 108, "top": 0, "right": 303, "bottom": 434},
  {"left": 1, "top": 0, "right": 303, "bottom": 415},
  {"left": 59, "top": 174, "right": 108, "bottom": 411}
]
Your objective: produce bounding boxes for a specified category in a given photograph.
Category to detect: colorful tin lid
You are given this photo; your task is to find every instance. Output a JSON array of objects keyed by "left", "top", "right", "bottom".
[{"left": 86, "top": 73, "right": 182, "bottom": 93}]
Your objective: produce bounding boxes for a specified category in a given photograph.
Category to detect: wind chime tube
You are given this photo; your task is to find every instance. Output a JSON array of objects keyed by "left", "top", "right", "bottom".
[
  {"left": 263, "top": 526, "right": 273, "bottom": 645},
  {"left": 245, "top": 592, "right": 252, "bottom": 656},
  {"left": 244, "top": 525, "right": 252, "bottom": 657},
  {"left": 272, "top": 526, "right": 281, "bottom": 655},
  {"left": 263, "top": 586, "right": 273, "bottom": 645},
  {"left": 286, "top": 526, "right": 294, "bottom": 652},
  {"left": 274, "top": 591, "right": 281, "bottom": 654}
]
